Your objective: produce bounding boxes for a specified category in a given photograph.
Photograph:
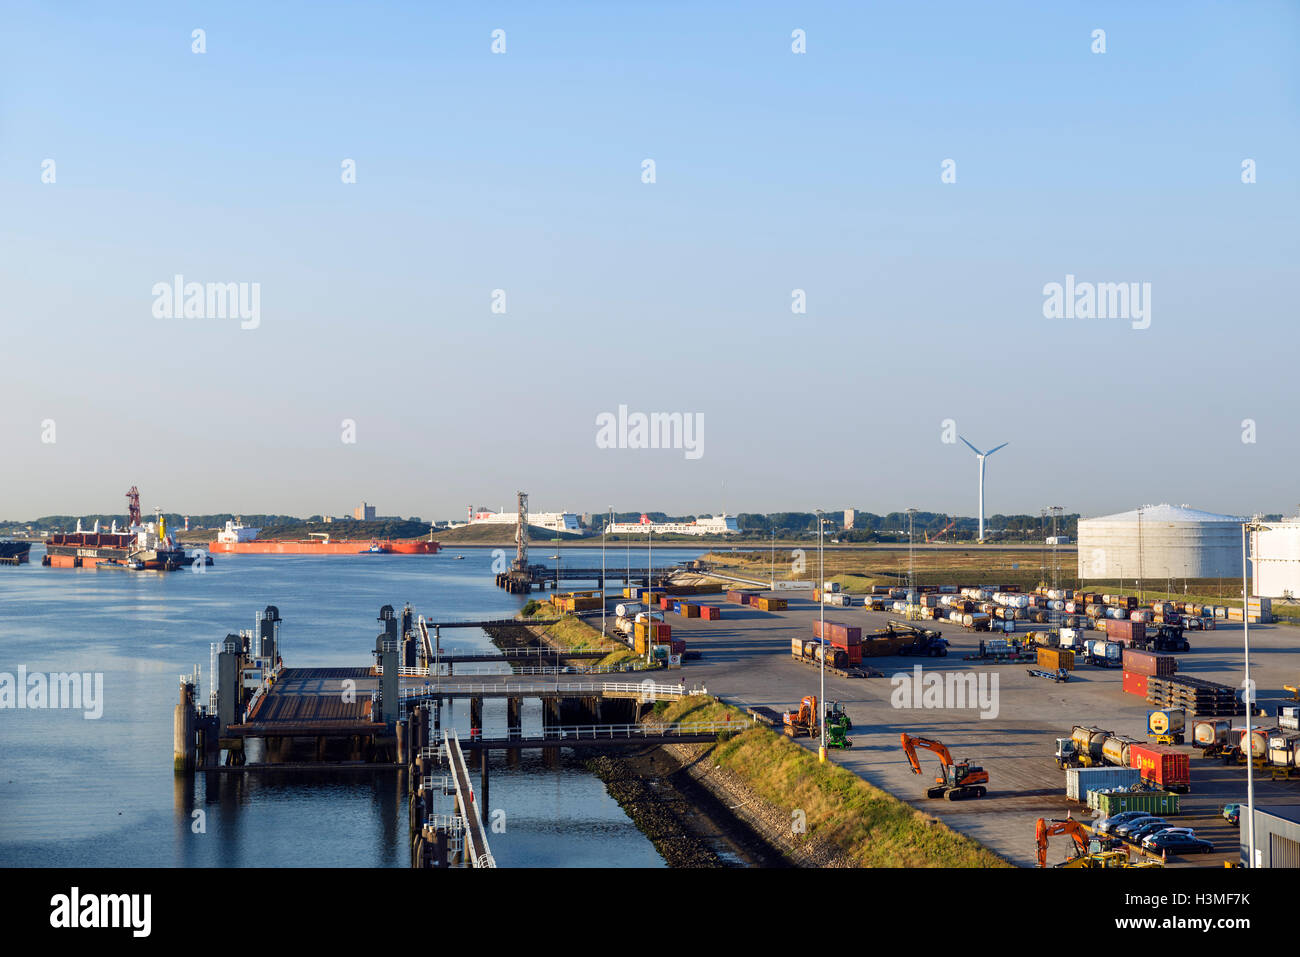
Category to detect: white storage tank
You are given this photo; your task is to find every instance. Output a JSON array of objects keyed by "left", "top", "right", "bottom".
[
  {"left": 1077, "top": 504, "right": 1243, "bottom": 581},
  {"left": 1251, "top": 519, "right": 1300, "bottom": 598}
]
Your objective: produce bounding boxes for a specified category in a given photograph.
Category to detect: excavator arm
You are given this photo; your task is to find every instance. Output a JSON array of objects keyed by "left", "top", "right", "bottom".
[
  {"left": 900, "top": 733, "right": 954, "bottom": 777},
  {"left": 1036, "top": 816, "right": 1089, "bottom": 868}
]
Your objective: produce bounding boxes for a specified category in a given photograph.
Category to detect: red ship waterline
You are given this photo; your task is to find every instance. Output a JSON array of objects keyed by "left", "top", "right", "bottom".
[
  {"left": 44, "top": 486, "right": 189, "bottom": 570},
  {"left": 207, "top": 520, "right": 440, "bottom": 555}
]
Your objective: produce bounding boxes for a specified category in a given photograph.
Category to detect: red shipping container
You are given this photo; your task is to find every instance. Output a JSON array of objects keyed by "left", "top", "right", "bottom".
[
  {"left": 1128, "top": 743, "right": 1190, "bottom": 790},
  {"left": 700, "top": 605, "right": 721, "bottom": 620},
  {"left": 670, "top": 638, "right": 686, "bottom": 655},
  {"left": 1122, "top": 671, "right": 1148, "bottom": 696},
  {"left": 813, "top": 620, "right": 861, "bottom": 645},
  {"left": 1105, "top": 619, "right": 1146, "bottom": 645},
  {"left": 1122, "top": 649, "right": 1177, "bottom": 677}
]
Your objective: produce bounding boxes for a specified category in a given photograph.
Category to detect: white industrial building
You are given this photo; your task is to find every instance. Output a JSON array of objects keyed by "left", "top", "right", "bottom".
[
  {"left": 1251, "top": 519, "right": 1300, "bottom": 598},
  {"left": 1077, "top": 504, "right": 1243, "bottom": 581}
]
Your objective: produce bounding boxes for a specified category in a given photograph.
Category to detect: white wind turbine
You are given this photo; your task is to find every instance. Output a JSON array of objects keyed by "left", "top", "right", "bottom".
[{"left": 958, "top": 436, "right": 1008, "bottom": 542}]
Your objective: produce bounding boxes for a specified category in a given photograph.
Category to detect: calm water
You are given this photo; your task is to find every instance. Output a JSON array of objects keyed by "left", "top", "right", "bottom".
[{"left": 0, "top": 545, "right": 703, "bottom": 867}]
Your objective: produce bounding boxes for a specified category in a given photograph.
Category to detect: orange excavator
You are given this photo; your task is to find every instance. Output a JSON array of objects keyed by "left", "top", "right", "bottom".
[
  {"left": 1036, "top": 816, "right": 1089, "bottom": 868},
  {"left": 783, "top": 696, "right": 818, "bottom": 738},
  {"left": 900, "top": 733, "right": 989, "bottom": 800},
  {"left": 1036, "top": 815, "right": 1136, "bottom": 868}
]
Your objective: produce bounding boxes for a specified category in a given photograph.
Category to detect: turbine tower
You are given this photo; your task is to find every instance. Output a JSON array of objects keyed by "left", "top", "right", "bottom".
[{"left": 958, "top": 437, "right": 1008, "bottom": 542}]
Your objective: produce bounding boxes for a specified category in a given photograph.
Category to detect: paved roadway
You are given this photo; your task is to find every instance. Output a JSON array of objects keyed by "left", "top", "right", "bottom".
[{"left": 654, "top": 591, "right": 1299, "bottom": 868}]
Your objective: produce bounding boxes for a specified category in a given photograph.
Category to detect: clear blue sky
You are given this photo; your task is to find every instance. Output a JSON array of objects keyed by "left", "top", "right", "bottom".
[{"left": 2, "top": 1, "right": 1297, "bottom": 522}]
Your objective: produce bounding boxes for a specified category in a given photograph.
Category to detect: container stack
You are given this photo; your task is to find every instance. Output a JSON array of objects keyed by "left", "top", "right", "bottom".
[{"left": 1145, "top": 675, "right": 1245, "bottom": 717}]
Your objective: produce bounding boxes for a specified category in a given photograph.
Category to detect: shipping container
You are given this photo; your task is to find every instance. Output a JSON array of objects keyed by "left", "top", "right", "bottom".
[
  {"left": 1091, "top": 790, "right": 1181, "bottom": 818},
  {"left": 700, "top": 605, "right": 721, "bottom": 621},
  {"left": 1121, "top": 649, "right": 1178, "bottom": 677},
  {"left": 1105, "top": 619, "right": 1147, "bottom": 645},
  {"left": 1147, "top": 708, "right": 1186, "bottom": 736},
  {"left": 1267, "top": 732, "right": 1300, "bottom": 767},
  {"left": 1122, "top": 671, "right": 1149, "bottom": 697},
  {"left": 1037, "top": 646, "right": 1074, "bottom": 671},
  {"left": 1128, "top": 744, "right": 1190, "bottom": 791},
  {"left": 1279, "top": 705, "right": 1300, "bottom": 732},
  {"left": 1066, "top": 766, "right": 1141, "bottom": 802}
]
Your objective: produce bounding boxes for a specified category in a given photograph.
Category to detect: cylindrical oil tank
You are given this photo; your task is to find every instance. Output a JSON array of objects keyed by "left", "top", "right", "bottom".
[
  {"left": 1238, "top": 726, "right": 1277, "bottom": 759},
  {"left": 1078, "top": 504, "right": 1244, "bottom": 581},
  {"left": 1102, "top": 735, "right": 1138, "bottom": 767},
  {"left": 1072, "top": 726, "right": 1111, "bottom": 761},
  {"left": 1190, "top": 717, "right": 1227, "bottom": 748},
  {"left": 814, "top": 645, "right": 848, "bottom": 669},
  {"left": 1148, "top": 708, "right": 1186, "bottom": 736},
  {"left": 614, "top": 602, "right": 643, "bottom": 618}
]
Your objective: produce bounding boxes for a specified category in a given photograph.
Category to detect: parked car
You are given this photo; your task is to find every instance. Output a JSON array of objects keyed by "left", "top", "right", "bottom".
[
  {"left": 1221, "top": 803, "right": 1241, "bottom": 826},
  {"left": 1141, "top": 827, "right": 1196, "bottom": 847},
  {"left": 1114, "top": 815, "right": 1165, "bottom": 838},
  {"left": 1097, "top": 811, "right": 1156, "bottom": 836},
  {"left": 1125, "top": 819, "right": 1173, "bottom": 843},
  {"left": 1145, "top": 831, "right": 1214, "bottom": 854}
]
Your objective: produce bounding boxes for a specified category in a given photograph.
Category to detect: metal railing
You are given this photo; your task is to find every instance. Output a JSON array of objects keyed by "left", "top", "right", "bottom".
[
  {"left": 443, "top": 730, "right": 496, "bottom": 868},
  {"left": 462, "top": 720, "right": 748, "bottom": 744},
  {"left": 398, "top": 680, "right": 704, "bottom": 699}
]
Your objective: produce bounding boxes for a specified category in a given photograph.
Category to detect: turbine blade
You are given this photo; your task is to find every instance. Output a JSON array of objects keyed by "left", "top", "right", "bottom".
[
  {"left": 957, "top": 436, "right": 981, "bottom": 455},
  {"left": 986, "top": 442, "right": 1009, "bottom": 455}
]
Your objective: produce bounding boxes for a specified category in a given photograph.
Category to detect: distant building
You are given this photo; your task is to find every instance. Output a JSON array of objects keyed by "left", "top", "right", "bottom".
[
  {"left": 354, "top": 502, "right": 376, "bottom": 521},
  {"left": 844, "top": 509, "right": 856, "bottom": 529},
  {"left": 608, "top": 514, "right": 740, "bottom": 536}
]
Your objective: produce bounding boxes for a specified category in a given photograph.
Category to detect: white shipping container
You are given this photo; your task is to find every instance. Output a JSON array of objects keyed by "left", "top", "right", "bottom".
[{"left": 1065, "top": 766, "right": 1142, "bottom": 802}]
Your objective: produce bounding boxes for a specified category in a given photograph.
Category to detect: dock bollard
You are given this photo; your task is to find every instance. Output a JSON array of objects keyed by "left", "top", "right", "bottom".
[{"left": 818, "top": 746, "right": 826, "bottom": 763}]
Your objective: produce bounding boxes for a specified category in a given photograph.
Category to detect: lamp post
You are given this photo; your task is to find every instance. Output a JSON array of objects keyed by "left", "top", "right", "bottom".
[
  {"left": 1242, "top": 520, "right": 1256, "bottom": 867},
  {"left": 816, "top": 508, "right": 826, "bottom": 763},
  {"left": 602, "top": 507, "right": 610, "bottom": 638}
]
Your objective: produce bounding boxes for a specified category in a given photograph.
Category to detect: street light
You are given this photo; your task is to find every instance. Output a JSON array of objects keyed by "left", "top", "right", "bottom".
[
  {"left": 602, "top": 506, "right": 610, "bottom": 639},
  {"left": 816, "top": 508, "right": 826, "bottom": 763},
  {"left": 1242, "top": 520, "right": 1256, "bottom": 867}
]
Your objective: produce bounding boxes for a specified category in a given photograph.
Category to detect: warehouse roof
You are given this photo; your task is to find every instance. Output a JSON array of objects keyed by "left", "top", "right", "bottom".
[{"left": 1082, "top": 504, "right": 1243, "bottom": 524}]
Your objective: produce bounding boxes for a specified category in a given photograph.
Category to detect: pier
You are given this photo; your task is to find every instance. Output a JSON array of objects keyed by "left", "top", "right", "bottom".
[{"left": 175, "top": 601, "right": 729, "bottom": 867}]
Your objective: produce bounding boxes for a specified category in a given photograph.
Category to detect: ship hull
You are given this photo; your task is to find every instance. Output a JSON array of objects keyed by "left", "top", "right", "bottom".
[
  {"left": 43, "top": 541, "right": 188, "bottom": 570},
  {"left": 0, "top": 542, "right": 32, "bottom": 565},
  {"left": 209, "top": 539, "right": 440, "bottom": 555}
]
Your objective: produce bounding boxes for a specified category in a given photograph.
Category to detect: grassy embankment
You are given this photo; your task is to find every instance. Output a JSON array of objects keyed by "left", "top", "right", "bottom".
[
  {"left": 656, "top": 695, "right": 1009, "bottom": 868},
  {"left": 702, "top": 547, "right": 1064, "bottom": 593},
  {"left": 519, "top": 604, "right": 641, "bottom": 668}
]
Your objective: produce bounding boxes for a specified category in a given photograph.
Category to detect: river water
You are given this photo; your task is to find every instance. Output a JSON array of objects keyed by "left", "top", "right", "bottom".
[{"left": 0, "top": 544, "right": 704, "bottom": 867}]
